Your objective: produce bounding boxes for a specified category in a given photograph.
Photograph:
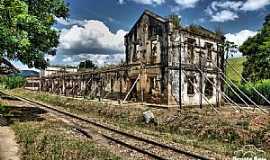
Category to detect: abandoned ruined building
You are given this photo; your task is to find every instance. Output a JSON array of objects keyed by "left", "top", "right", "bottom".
[{"left": 26, "top": 10, "right": 225, "bottom": 107}]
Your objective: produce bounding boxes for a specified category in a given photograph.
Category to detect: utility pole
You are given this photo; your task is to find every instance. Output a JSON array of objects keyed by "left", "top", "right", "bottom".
[
  {"left": 199, "top": 38, "right": 203, "bottom": 109},
  {"left": 179, "top": 36, "right": 182, "bottom": 110}
]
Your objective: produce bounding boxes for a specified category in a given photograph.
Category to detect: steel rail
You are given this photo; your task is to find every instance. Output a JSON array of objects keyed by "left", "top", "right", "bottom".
[{"left": 1, "top": 91, "right": 212, "bottom": 160}]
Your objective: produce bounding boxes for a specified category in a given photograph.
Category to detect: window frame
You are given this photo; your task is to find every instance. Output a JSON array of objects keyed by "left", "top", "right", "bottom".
[
  {"left": 187, "top": 75, "right": 196, "bottom": 96},
  {"left": 205, "top": 77, "right": 214, "bottom": 98}
]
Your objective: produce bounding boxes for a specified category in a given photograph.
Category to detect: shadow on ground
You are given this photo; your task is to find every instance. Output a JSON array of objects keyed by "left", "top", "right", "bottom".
[{"left": 0, "top": 106, "right": 47, "bottom": 126}]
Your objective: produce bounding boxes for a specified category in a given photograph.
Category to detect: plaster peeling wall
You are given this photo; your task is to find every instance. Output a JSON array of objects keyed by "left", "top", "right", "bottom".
[
  {"left": 170, "top": 70, "right": 180, "bottom": 103},
  {"left": 28, "top": 11, "right": 224, "bottom": 106},
  {"left": 167, "top": 27, "right": 223, "bottom": 106}
]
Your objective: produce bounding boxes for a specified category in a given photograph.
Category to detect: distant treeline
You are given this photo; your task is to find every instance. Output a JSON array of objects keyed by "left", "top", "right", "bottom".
[{"left": 226, "top": 80, "right": 270, "bottom": 106}]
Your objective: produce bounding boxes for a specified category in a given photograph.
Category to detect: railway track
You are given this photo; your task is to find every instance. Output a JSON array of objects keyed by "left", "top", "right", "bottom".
[{"left": 0, "top": 91, "right": 212, "bottom": 160}]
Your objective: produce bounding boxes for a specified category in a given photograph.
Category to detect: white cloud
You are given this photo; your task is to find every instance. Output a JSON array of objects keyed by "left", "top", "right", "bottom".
[
  {"left": 206, "top": 1, "right": 242, "bottom": 22},
  {"left": 170, "top": 6, "right": 181, "bottom": 12},
  {"left": 241, "top": 0, "right": 270, "bottom": 11},
  {"left": 119, "top": 0, "right": 165, "bottom": 5},
  {"left": 206, "top": 0, "right": 270, "bottom": 22},
  {"left": 45, "top": 55, "right": 56, "bottom": 62},
  {"left": 118, "top": 0, "right": 124, "bottom": 4},
  {"left": 174, "top": 0, "right": 200, "bottom": 8},
  {"left": 211, "top": 10, "right": 239, "bottom": 22},
  {"left": 53, "top": 20, "right": 127, "bottom": 67},
  {"left": 62, "top": 57, "right": 73, "bottom": 63},
  {"left": 225, "top": 30, "right": 257, "bottom": 57},
  {"left": 59, "top": 20, "right": 127, "bottom": 55},
  {"left": 210, "top": 1, "right": 243, "bottom": 11},
  {"left": 58, "top": 54, "right": 125, "bottom": 67},
  {"left": 78, "top": 54, "right": 125, "bottom": 66},
  {"left": 225, "top": 30, "right": 257, "bottom": 46},
  {"left": 55, "top": 17, "right": 87, "bottom": 26}
]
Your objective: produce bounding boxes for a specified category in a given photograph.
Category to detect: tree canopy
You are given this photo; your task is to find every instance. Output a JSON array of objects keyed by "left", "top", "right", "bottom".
[
  {"left": 79, "top": 60, "right": 97, "bottom": 70},
  {"left": 0, "top": 0, "right": 69, "bottom": 69},
  {"left": 240, "top": 14, "right": 270, "bottom": 82},
  {"left": 169, "top": 14, "right": 181, "bottom": 29}
]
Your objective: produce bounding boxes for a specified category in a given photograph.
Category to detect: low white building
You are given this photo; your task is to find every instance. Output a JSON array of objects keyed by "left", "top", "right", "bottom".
[{"left": 40, "top": 66, "right": 78, "bottom": 77}]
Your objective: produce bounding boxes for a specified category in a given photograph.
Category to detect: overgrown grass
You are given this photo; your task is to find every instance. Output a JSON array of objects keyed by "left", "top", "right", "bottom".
[
  {"left": 7, "top": 89, "right": 270, "bottom": 159},
  {"left": 11, "top": 119, "right": 121, "bottom": 160},
  {"left": 0, "top": 103, "right": 9, "bottom": 114},
  {"left": 226, "top": 57, "right": 246, "bottom": 83},
  {"left": 226, "top": 79, "right": 270, "bottom": 105},
  {"left": 0, "top": 76, "right": 26, "bottom": 89}
]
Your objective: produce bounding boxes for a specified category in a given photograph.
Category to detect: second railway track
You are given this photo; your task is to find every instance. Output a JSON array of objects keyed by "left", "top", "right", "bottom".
[{"left": 1, "top": 91, "right": 212, "bottom": 160}]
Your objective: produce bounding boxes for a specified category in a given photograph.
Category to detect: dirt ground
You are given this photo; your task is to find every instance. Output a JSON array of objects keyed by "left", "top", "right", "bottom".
[
  {"left": 0, "top": 98, "right": 33, "bottom": 160},
  {"left": 0, "top": 126, "right": 20, "bottom": 160}
]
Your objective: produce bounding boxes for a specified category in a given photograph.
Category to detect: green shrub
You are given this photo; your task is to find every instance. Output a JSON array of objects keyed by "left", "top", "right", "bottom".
[
  {"left": 0, "top": 76, "right": 26, "bottom": 89},
  {"left": 226, "top": 80, "right": 270, "bottom": 105}
]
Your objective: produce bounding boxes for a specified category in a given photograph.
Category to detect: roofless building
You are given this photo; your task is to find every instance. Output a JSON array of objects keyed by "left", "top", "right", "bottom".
[{"left": 27, "top": 10, "right": 225, "bottom": 107}]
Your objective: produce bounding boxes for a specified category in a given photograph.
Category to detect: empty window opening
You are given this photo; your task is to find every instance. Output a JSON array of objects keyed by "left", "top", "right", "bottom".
[
  {"left": 187, "top": 38, "right": 196, "bottom": 64},
  {"left": 152, "top": 43, "right": 158, "bottom": 56},
  {"left": 151, "top": 25, "right": 163, "bottom": 37},
  {"left": 132, "top": 44, "right": 137, "bottom": 62},
  {"left": 151, "top": 43, "right": 158, "bottom": 64},
  {"left": 187, "top": 76, "right": 195, "bottom": 95},
  {"left": 205, "top": 78, "right": 214, "bottom": 98},
  {"left": 149, "top": 77, "right": 155, "bottom": 94},
  {"left": 206, "top": 43, "right": 213, "bottom": 61},
  {"left": 111, "top": 78, "right": 114, "bottom": 93},
  {"left": 142, "top": 49, "right": 146, "bottom": 60}
]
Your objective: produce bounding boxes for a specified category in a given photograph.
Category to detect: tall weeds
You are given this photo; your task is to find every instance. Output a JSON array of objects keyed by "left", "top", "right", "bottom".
[
  {"left": 0, "top": 76, "right": 26, "bottom": 89},
  {"left": 226, "top": 80, "right": 270, "bottom": 105}
]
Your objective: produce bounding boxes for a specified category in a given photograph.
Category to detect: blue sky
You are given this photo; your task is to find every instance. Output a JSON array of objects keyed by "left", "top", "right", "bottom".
[{"left": 14, "top": 0, "right": 270, "bottom": 70}]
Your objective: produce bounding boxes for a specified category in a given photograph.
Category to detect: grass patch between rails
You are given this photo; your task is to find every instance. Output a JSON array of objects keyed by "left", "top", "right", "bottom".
[
  {"left": 11, "top": 119, "right": 121, "bottom": 160},
  {"left": 7, "top": 88, "right": 270, "bottom": 159}
]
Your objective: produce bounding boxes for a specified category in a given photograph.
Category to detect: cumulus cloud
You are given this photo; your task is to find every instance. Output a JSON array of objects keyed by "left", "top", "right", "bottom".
[
  {"left": 119, "top": 0, "right": 165, "bottom": 5},
  {"left": 241, "top": 0, "right": 270, "bottom": 11},
  {"left": 206, "top": 0, "right": 270, "bottom": 22},
  {"left": 58, "top": 20, "right": 127, "bottom": 55},
  {"left": 210, "top": 1, "right": 243, "bottom": 11},
  {"left": 55, "top": 17, "right": 87, "bottom": 26},
  {"left": 210, "top": 10, "right": 239, "bottom": 22},
  {"left": 119, "top": 0, "right": 201, "bottom": 9},
  {"left": 51, "top": 20, "right": 127, "bottom": 66},
  {"left": 225, "top": 29, "right": 257, "bottom": 56},
  {"left": 225, "top": 30, "right": 257, "bottom": 46},
  {"left": 174, "top": 0, "right": 200, "bottom": 8},
  {"left": 58, "top": 54, "right": 125, "bottom": 67},
  {"left": 118, "top": 0, "right": 124, "bottom": 4}
]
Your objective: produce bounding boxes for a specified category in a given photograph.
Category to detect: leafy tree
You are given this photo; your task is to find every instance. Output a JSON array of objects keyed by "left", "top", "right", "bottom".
[
  {"left": 224, "top": 41, "right": 238, "bottom": 61},
  {"left": 222, "top": 41, "right": 237, "bottom": 80},
  {"left": 240, "top": 14, "right": 270, "bottom": 82},
  {"left": 0, "top": 0, "right": 69, "bottom": 69},
  {"left": 79, "top": 60, "right": 97, "bottom": 70},
  {"left": 169, "top": 14, "right": 181, "bottom": 29}
]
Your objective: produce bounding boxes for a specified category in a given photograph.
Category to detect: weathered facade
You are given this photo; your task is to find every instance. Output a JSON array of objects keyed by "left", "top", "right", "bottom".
[
  {"left": 27, "top": 10, "right": 225, "bottom": 107},
  {"left": 124, "top": 10, "right": 224, "bottom": 106},
  {"left": 40, "top": 66, "right": 78, "bottom": 77}
]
